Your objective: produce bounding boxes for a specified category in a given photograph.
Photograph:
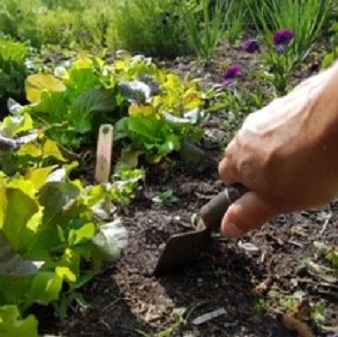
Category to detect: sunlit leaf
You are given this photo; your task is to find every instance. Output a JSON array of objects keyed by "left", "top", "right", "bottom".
[
  {"left": 119, "top": 80, "right": 152, "bottom": 104},
  {"left": 42, "top": 139, "right": 67, "bottom": 162},
  {"left": 25, "top": 167, "right": 56, "bottom": 190},
  {"left": 69, "top": 222, "right": 96, "bottom": 246},
  {"left": 128, "top": 104, "right": 154, "bottom": 117},
  {"left": 56, "top": 266, "right": 76, "bottom": 283},
  {"left": 25, "top": 74, "right": 66, "bottom": 103},
  {"left": 58, "top": 248, "right": 80, "bottom": 280},
  {"left": 322, "top": 52, "right": 335, "bottom": 69},
  {"left": 0, "top": 187, "right": 40, "bottom": 252},
  {"left": 0, "top": 305, "right": 38, "bottom": 337},
  {"left": 26, "top": 271, "right": 63, "bottom": 306},
  {"left": 16, "top": 143, "right": 42, "bottom": 158},
  {"left": 0, "top": 113, "right": 33, "bottom": 138}
]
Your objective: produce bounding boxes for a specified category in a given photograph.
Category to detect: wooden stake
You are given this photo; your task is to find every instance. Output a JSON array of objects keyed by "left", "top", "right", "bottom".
[{"left": 95, "top": 124, "right": 114, "bottom": 183}]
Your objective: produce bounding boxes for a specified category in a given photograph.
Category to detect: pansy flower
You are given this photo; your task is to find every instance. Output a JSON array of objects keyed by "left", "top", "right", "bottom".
[
  {"left": 222, "top": 65, "right": 241, "bottom": 87},
  {"left": 242, "top": 39, "right": 260, "bottom": 53},
  {"left": 273, "top": 29, "right": 294, "bottom": 54}
]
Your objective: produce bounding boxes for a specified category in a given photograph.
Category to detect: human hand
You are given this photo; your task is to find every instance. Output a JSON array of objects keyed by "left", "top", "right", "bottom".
[{"left": 219, "top": 63, "right": 338, "bottom": 237}]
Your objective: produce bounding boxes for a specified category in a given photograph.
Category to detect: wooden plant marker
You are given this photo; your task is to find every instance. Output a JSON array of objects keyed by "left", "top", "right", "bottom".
[{"left": 95, "top": 124, "right": 114, "bottom": 183}]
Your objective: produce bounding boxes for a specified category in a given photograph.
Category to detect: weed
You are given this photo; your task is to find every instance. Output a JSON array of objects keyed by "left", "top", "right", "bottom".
[
  {"left": 314, "top": 241, "right": 338, "bottom": 269},
  {"left": 254, "top": 297, "right": 268, "bottom": 315},
  {"left": 154, "top": 189, "right": 179, "bottom": 206}
]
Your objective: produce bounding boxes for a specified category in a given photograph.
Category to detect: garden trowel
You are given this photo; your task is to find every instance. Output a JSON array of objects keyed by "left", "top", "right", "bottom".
[{"left": 153, "top": 183, "right": 248, "bottom": 276}]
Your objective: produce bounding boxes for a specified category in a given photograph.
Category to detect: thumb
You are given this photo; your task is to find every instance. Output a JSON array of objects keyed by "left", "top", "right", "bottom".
[{"left": 221, "top": 192, "right": 276, "bottom": 238}]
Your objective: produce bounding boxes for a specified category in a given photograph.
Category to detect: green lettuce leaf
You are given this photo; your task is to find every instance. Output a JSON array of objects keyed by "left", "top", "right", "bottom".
[{"left": 0, "top": 305, "right": 38, "bottom": 337}]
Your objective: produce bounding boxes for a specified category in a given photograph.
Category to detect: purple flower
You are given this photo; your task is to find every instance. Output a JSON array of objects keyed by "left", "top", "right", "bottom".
[
  {"left": 222, "top": 65, "right": 241, "bottom": 87},
  {"left": 242, "top": 39, "right": 260, "bottom": 53},
  {"left": 273, "top": 29, "right": 294, "bottom": 46},
  {"left": 223, "top": 65, "right": 241, "bottom": 80}
]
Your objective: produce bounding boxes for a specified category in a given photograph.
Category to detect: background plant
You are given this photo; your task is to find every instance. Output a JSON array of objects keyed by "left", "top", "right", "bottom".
[
  {"left": 21, "top": 52, "right": 209, "bottom": 165},
  {"left": 247, "top": 0, "right": 333, "bottom": 95},
  {"left": 106, "top": 0, "right": 192, "bottom": 58},
  {"left": 221, "top": 0, "right": 247, "bottom": 45},
  {"left": 0, "top": 35, "right": 32, "bottom": 105},
  {"left": 0, "top": 112, "right": 145, "bottom": 335},
  {"left": 181, "top": 0, "right": 227, "bottom": 61},
  {"left": 0, "top": 0, "right": 112, "bottom": 51}
]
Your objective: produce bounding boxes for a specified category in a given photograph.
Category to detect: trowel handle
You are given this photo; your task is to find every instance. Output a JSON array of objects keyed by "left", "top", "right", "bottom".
[{"left": 200, "top": 183, "right": 248, "bottom": 232}]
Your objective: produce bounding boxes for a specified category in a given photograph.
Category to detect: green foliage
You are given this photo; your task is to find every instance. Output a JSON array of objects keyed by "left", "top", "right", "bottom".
[
  {"left": 153, "top": 189, "right": 179, "bottom": 206},
  {"left": 22, "top": 52, "right": 207, "bottom": 164},
  {"left": 223, "top": 0, "right": 247, "bottom": 46},
  {"left": 0, "top": 0, "right": 111, "bottom": 51},
  {"left": 106, "top": 0, "right": 192, "bottom": 57},
  {"left": 0, "top": 112, "right": 145, "bottom": 334},
  {"left": 0, "top": 306, "right": 38, "bottom": 337},
  {"left": 314, "top": 241, "right": 338, "bottom": 269},
  {"left": 322, "top": 22, "right": 338, "bottom": 69},
  {"left": 0, "top": 35, "right": 31, "bottom": 103},
  {"left": 181, "top": 0, "right": 227, "bottom": 61},
  {"left": 247, "top": 0, "right": 333, "bottom": 95}
]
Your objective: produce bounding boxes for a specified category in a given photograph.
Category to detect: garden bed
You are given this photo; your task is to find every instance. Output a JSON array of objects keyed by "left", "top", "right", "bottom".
[
  {"left": 0, "top": 1, "right": 337, "bottom": 336},
  {"left": 38, "top": 45, "right": 338, "bottom": 337}
]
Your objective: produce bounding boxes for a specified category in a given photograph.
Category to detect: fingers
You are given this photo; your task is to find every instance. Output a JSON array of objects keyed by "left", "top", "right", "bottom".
[
  {"left": 218, "top": 156, "right": 236, "bottom": 184},
  {"left": 221, "top": 192, "right": 276, "bottom": 238}
]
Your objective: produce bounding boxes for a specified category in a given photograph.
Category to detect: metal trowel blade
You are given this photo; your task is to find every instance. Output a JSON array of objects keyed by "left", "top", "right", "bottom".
[{"left": 153, "top": 224, "right": 209, "bottom": 276}]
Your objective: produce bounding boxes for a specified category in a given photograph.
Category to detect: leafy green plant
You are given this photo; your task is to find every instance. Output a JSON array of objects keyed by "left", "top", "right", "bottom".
[
  {"left": 254, "top": 297, "right": 267, "bottom": 315},
  {"left": 0, "top": 163, "right": 143, "bottom": 335},
  {"left": 22, "top": 52, "right": 208, "bottom": 165},
  {"left": 106, "top": 0, "right": 192, "bottom": 57},
  {"left": 0, "top": 35, "right": 31, "bottom": 103},
  {"left": 0, "top": 111, "right": 145, "bottom": 335},
  {"left": 222, "top": 0, "right": 247, "bottom": 45},
  {"left": 322, "top": 22, "right": 338, "bottom": 69},
  {"left": 314, "top": 241, "right": 338, "bottom": 269},
  {"left": 153, "top": 189, "right": 179, "bottom": 206},
  {"left": 247, "top": 0, "right": 333, "bottom": 95},
  {"left": 0, "top": 0, "right": 112, "bottom": 51},
  {"left": 181, "top": 0, "right": 226, "bottom": 61}
]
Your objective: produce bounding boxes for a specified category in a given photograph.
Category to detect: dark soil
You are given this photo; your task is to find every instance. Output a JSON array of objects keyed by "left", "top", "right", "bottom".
[{"left": 42, "top": 43, "right": 337, "bottom": 337}]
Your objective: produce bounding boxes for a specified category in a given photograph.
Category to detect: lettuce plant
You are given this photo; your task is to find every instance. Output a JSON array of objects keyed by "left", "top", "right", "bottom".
[
  {"left": 22, "top": 52, "right": 208, "bottom": 164},
  {"left": 0, "top": 112, "right": 144, "bottom": 335}
]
